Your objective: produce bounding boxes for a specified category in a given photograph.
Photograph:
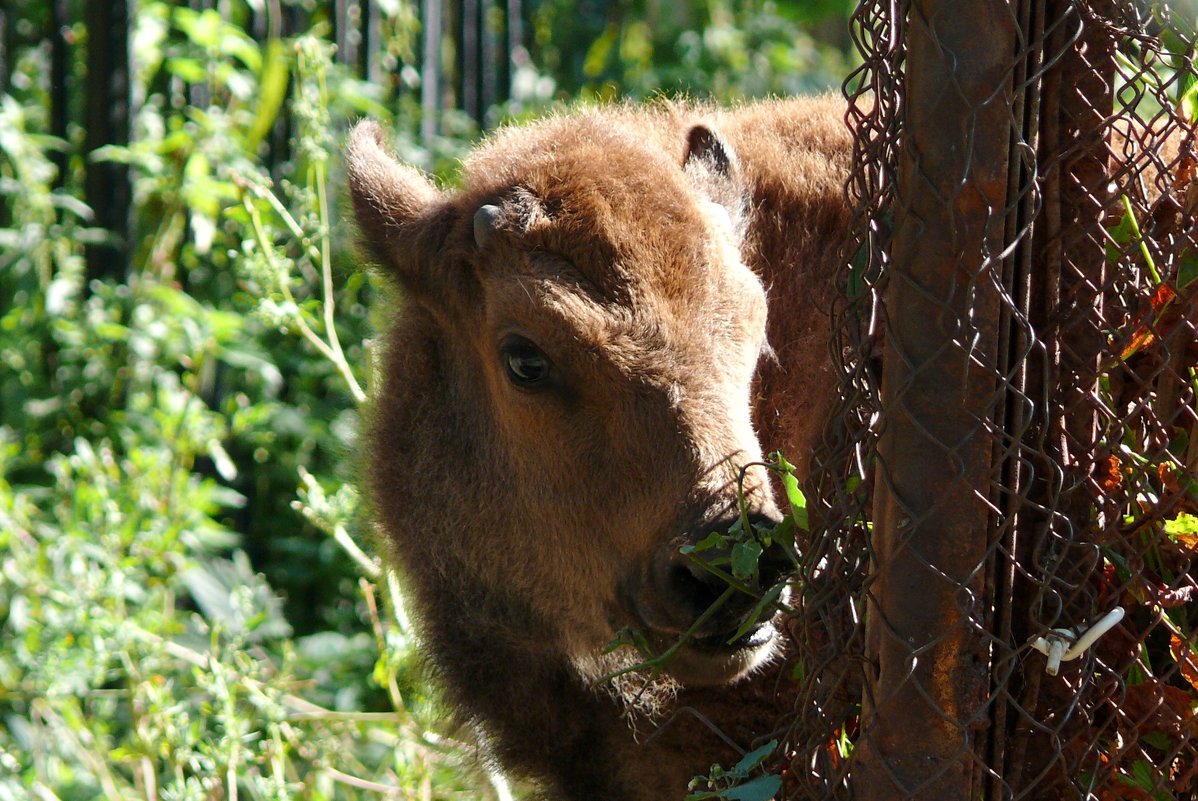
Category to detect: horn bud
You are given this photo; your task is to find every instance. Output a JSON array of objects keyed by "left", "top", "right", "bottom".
[{"left": 474, "top": 204, "right": 503, "bottom": 249}]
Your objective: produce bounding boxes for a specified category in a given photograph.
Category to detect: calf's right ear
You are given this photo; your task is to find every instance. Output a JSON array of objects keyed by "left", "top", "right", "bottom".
[
  {"left": 345, "top": 121, "right": 446, "bottom": 293},
  {"left": 684, "top": 124, "right": 746, "bottom": 237}
]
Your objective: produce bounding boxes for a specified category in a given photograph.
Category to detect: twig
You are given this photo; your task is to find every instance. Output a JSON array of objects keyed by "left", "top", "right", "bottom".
[{"left": 244, "top": 181, "right": 323, "bottom": 264}]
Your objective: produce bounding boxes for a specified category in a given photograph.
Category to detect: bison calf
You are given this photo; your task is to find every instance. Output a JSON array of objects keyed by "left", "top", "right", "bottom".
[{"left": 346, "top": 96, "right": 852, "bottom": 801}]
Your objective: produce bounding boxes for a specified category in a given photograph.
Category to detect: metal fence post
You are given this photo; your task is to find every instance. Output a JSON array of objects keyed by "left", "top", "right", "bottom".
[
  {"left": 84, "top": 0, "right": 131, "bottom": 284},
  {"left": 420, "top": 0, "right": 444, "bottom": 143},
  {"left": 853, "top": 1, "right": 1017, "bottom": 798}
]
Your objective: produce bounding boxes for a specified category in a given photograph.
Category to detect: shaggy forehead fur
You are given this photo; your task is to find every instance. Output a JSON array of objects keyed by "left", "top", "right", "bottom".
[{"left": 458, "top": 106, "right": 725, "bottom": 301}]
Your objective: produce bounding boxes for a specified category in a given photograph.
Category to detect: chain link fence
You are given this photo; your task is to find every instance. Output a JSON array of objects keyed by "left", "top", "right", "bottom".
[{"left": 783, "top": 1, "right": 1198, "bottom": 798}]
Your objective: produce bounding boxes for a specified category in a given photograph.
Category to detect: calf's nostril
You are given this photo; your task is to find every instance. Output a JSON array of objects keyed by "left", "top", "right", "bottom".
[{"left": 757, "top": 541, "right": 795, "bottom": 584}]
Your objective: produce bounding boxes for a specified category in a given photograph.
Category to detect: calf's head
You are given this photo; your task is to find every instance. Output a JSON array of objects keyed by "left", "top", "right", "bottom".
[{"left": 347, "top": 113, "right": 787, "bottom": 690}]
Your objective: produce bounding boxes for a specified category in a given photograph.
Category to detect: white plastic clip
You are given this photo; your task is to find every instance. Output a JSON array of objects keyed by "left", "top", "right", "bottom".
[{"left": 1030, "top": 607, "right": 1125, "bottom": 676}]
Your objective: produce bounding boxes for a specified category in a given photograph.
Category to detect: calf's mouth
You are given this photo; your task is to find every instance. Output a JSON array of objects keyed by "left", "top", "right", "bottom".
[
  {"left": 617, "top": 514, "right": 792, "bottom": 686},
  {"left": 654, "top": 616, "right": 782, "bottom": 686}
]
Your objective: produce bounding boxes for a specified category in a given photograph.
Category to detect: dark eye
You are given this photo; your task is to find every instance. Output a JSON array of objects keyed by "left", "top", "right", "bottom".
[{"left": 501, "top": 337, "right": 552, "bottom": 389}]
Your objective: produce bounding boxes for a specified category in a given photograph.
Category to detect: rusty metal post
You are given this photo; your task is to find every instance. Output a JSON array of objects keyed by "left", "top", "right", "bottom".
[{"left": 854, "top": 1, "right": 1017, "bottom": 799}]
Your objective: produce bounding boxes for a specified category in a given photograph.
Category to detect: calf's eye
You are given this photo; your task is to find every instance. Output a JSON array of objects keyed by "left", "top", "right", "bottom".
[{"left": 501, "top": 337, "right": 552, "bottom": 389}]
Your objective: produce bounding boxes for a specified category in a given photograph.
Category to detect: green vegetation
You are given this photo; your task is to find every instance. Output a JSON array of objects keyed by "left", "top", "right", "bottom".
[
  {"left": 686, "top": 740, "right": 781, "bottom": 801},
  {"left": 0, "top": 0, "right": 853, "bottom": 797}
]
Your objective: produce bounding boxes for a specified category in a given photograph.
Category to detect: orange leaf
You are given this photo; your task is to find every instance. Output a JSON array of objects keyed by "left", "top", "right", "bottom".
[
  {"left": 1120, "top": 327, "right": 1157, "bottom": 360},
  {"left": 1170, "top": 634, "right": 1198, "bottom": 693},
  {"left": 1150, "top": 281, "right": 1179, "bottom": 312},
  {"left": 1158, "top": 462, "right": 1181, "bottom": 493},
  {"left": 1119, "top": 283, "right": 1179, "bottom": 360},
  {"left": 1100, "top": 455, "right": 1124, "bottom": 493}
]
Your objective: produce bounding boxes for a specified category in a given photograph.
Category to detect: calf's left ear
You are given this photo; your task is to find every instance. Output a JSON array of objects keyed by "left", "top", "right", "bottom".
[{"left": 684, "top": 124, "right": 745, "bottom": 234}]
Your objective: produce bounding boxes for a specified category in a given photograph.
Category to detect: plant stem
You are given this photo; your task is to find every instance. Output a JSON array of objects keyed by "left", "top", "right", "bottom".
[
  {"left": 334, "top": 522, "right": 382, "bottom": 576},
  {"left": 361, "top": 576, "right": 408, "bottom": 713},
  {"left": 315, "top": 157, "right": 356, "bottom": 400},
  {"left": 324, "top": 766, "right": 406, "bottom": 793},
  {"left": 596, "top": 585, "right": 738, "bottom": 684},
  {"left": 1122, "top": 194, "right": 1162, "bottom": 284},
  {"left": 124, "top": 623, "right": 401, "bottom": 724},
  {"left": 684, "top": 555, "right": 760, "bottom": 597},
  {"left": 246, "top": 181, "right": 322, "bottom": 264},
  {"left": 239, "top": 190, "right": 367, "bottom": 403}
]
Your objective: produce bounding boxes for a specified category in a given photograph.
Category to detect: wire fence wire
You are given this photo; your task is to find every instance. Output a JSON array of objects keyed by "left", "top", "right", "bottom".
[{"left": 785, "top": 1, "right": 1198, "bottom": 799}]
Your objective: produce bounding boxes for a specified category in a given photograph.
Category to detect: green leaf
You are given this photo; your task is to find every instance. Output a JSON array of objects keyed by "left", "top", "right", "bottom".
[
  {"left": 780, "top": 469, "right": 808, "bottom": 531},
  {"left": 1179, "top": 69, "right": 1198, "bottom": 123},
  {"left": 1122, "top": 759, "right": 1172, "bottom": 801},
  {"left": 723, "top": 774, "right": 782, "bottom": 801},
  {"left": 94, "top": 322, "right": 131, "bottom": 342},
  {"left": 604, "top": 626, "right": 652, "bottom": 657},
  {"left": 222, "top": 31, "right": 263, "bottom": 72},
  {"left": 730, "top": 540, "right": 763, "bottom": 580},
  {"left": 217, "top": 345, "right": 283, "bottom": 389},
  {"left": 1165, "top": 512, "right": 1198, "bottom": 538},
  {"left": 1177, "top": 251, "right": 1198, "bottom": 290},
  {"left": 728, "top": 581, "right": 785, "bottom": 643},
  {"left": 770, "top": 451, "right": 796, "bottom": 473},
  {"left": 685, "top": 531, "right": 726, "bottom": 554},
  {"left": 772, "top": 516, "right": 795, "bottom": 543},
  {"left": 768, "top": 452, "right": 808, "bottom": 531},
  {"left": 174, "top": 7, "right": 222, "bottom": 49},
  {"left": 732, "top": 740, "right": 777, "bottom": 775},
  {"left": 1141, "top": 731, "right": 1173, "bottom": 751},
  {"left": 583, "top": 24, "right": 619, "bottom": 78},
  {"left": 245, "top": 39, "right": 291, "bottom": 150},
  {"left": 183, "top": 152, "right": 221, "bottom": 218},
  {"left": 165, "top": 56, "right": 207, "bottom": 84}
]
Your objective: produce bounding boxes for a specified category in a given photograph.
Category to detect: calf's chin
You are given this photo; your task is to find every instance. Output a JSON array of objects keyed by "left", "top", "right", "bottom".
[{"left": 349, "top": 95, "right": 853, "bottom": 801}]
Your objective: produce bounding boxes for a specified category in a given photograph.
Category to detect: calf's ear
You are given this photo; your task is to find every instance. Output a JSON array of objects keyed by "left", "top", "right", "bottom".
[
  {"left": 345, "top": 121, "right": 447, "bottom": 293},
  {"left": 684, "top": 124, "right": 746, "bottom": 236}
]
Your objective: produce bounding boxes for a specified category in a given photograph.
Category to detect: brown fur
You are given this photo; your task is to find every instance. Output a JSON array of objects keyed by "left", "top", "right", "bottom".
[{"left": 346, "top": 96, "right": 853, "bottom": 801}]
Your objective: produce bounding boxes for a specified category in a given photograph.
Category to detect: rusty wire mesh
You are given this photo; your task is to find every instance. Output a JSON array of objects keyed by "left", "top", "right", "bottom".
[{"left": 784, "top": 1, "right": 1198, "bottom": 799}]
